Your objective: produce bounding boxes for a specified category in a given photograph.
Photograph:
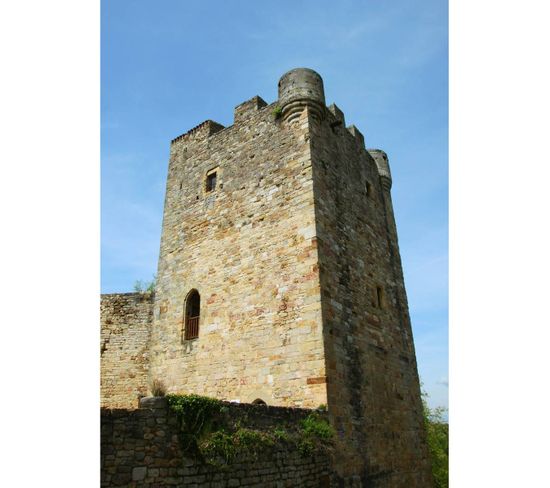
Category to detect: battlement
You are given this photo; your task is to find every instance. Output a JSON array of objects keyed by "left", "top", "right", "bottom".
[
  {"left": 346, "top": 124, "right": 365, "bottom": 149},
  {"left": 168, "top": 69, "right": 369, "bottom": 155},
  {"left": 234, "top": 95, "right": 268, "bottom": 123},
  {"left": 170, "top": 119, "right": 225, "bottom": 145},
  {"left": 328, "top": 103, "right": 345, "bottom": 126}
]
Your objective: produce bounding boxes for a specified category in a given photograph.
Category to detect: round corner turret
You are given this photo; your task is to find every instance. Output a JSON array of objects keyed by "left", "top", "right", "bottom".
[
  {"left": 277, "top": 68, "right": 326, "bottom": 123},
  {"left": 368, "top": 149, "right": 392, "bottom": 190}
]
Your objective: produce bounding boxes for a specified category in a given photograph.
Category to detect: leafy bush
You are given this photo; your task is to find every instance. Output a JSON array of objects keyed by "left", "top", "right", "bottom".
[
  {"left": 133, "top": 275, "right": 156, "bottom": 293},
  {"left": 200, "top": 430, "right": 235, "bottom": 463},
  {"left": 167, "top": 394, "right": 224, "bottom": 455},
  {"left": 234, "top": 428, "right": 274, "bottom": 457},
  {"left": 301, "top": 413, "right": 334, "bottom": 440},
  {"left": 166, "top": 394, "right": 334, "bottom": 465},
  {"left": 422, "top": 389, "right": 449, "bottom": 488},
  {"left": 298, "top": 437, "right": 315, "bottom": 455}
]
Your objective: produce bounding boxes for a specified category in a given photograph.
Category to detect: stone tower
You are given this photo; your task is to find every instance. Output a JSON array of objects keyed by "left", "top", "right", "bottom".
[{"left": 149, "top": 68, "right": 433, "bottom": 486}]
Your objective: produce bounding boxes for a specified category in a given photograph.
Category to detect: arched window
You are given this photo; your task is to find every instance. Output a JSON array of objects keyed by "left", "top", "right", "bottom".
[
  {"left": 184, "top": 290, "right": 200, "bottom": 340},
  {"left": 252, "top": 398, "right": 267, "bottom": 405}
]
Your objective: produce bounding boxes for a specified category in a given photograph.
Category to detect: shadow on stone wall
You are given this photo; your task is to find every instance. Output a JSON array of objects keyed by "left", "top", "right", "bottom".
[{"left": 101, "top": 397, "right": 333, "bottom": 487}]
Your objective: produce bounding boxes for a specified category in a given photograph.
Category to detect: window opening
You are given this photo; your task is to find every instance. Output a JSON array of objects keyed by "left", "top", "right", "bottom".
[
  {"left": 184, "top": 290, "right": 200, "bottom": 340},
  {"left": 206, "top": 172, "right": 217, "bottom": 192},
  {"left": 376, "top": 286, "right": 384, "bottom": 309},
  {"left": 366, "top": 181, "right": 372, "bottom": 197}
]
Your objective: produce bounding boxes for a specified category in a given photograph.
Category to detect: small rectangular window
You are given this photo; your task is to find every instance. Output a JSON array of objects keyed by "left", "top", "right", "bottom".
[
  {"left": 206, "top": 172, "right": 217, "bottom": 192},
  {"left": 366, "top": 181, "right": 372, "bottom": 197}
]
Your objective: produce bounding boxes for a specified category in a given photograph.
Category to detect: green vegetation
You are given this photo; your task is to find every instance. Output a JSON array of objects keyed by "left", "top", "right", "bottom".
[
  {"left": 134, "top": 275, "right": 156, "bottom": 293},
  {"left": 201, "top": 427, "right": 276, "bottom": 463},
  {"left": 297, "top": 413, "right": 335, "bottom": 454},
  {"left": 272, "top": 105, "right": 283, "bottom": 119},
  {"left": 167, "top": 394, "right": 225, "bottom": 455},
  {"left": 272, "top": 427, "right": 291, "bottom": 442},
  {"left": 301, "top": 412, "right": 335, "bottom": 440},
  {"left": 199, "top": 430, "right": 235, "bottom": 463},
  {"left": 166, "top": 394, "right": 334, "bottom": 465},
  {"left": 422, "top": 389, "right": 449, "bottom": 488}
]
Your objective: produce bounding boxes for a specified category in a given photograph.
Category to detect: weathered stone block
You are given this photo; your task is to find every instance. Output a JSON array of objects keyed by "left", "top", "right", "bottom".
[{"left": 139, "top": 396, "right": 168, "bottom": 410}]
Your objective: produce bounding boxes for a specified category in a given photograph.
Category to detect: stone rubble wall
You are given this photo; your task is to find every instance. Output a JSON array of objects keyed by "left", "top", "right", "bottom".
[
  {"left": 101, "top": 293, "right": 154, "bottom": 409},
  {"left": 101, "top": 399, "right": 332, "bottom": 487}
]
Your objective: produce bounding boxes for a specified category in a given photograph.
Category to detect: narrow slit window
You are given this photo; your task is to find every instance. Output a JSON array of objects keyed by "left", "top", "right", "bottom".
[
  {"left": 366, "top": 181, "right": 372, "bottom": 197},
  {"left": 376, "top": 286, "right": 384, "bottom": 309},
  {"left": 206, "top": 171, "right": 217, "bottom": 192}
]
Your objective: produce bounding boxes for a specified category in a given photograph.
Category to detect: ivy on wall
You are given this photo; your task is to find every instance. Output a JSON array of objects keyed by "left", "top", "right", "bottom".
[{"left": 166, "top": 394, "right": 334, "bottom": 465}]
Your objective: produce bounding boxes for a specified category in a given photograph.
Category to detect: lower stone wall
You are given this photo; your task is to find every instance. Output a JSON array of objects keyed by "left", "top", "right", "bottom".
[
  {"left": 101, "top": 399, "right": 332, "bottom": 487},
  {"left": 101, "top": 293, "right": 154, "bottom": 409}
]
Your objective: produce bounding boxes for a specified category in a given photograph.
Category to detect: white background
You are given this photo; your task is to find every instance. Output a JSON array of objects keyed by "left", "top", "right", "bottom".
[{"left": 1, "top": 1, "right": 549, "bottom": 486}]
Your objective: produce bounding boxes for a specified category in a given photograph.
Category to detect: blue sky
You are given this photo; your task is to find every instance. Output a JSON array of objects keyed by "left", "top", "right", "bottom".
[{"left": 101, "top": 0, "right": 448, "bottom": 410}]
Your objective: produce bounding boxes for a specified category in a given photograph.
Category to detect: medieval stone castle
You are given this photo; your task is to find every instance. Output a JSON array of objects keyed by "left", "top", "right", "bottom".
[{"left": 101, "top": 68, "right": 433, "bottom": 487}]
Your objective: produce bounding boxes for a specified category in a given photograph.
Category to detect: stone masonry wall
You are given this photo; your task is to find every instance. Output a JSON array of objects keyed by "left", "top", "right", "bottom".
[
  {"left": 101, "top": 293, "right": 154, "bottom": 408},
  {"left": 101, "top": 399, "right": 332, "bottom": 487},
  {"left": 102, "top": 68, "right": 433, "bottom": 487},
  {"left": 308, "top": 107, "right": 433, "bottom": 486},
  {"left": 150, "top": 100, "right": 326, "bottom": 408}
]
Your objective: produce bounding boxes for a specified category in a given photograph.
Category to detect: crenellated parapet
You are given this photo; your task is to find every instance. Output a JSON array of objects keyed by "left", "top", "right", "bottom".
[
  {"left": 170, "top": 119, "right": 225, "bottom": 146},
  {"left": 327, "top": 103, "right": 345, "bottom": 126},
  {"left": 234, "top": 95, "right": 267, "bottom": 123},
  {"left": 347, "top": 124, "right": 365, "bottom": 149}
]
